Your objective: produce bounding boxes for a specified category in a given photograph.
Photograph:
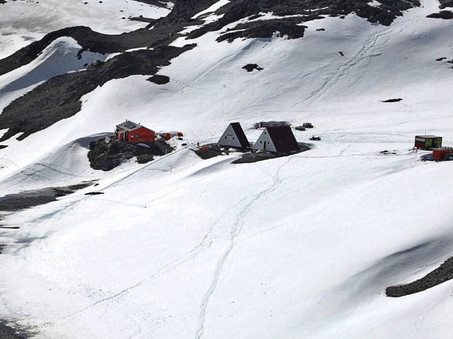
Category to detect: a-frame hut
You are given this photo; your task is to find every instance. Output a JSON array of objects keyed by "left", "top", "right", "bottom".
[
  {"left": 217, "top": 122, "right": 250, "bottom": 149},
  {"left": 253, "top": 125, "right": 300, "bottom": 153}
]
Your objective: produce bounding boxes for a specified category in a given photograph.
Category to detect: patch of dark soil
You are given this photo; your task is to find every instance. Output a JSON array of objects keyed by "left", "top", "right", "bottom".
[
  {"left": 382, "top": 98, "right": 402, "bottom": 103},
  {"left": 0, "top": 145, "right": 7, "bottom": 149},
  {"left": 0, "top": 322, "right": 27, "bottom": 339},
  {"left": 0, "top": 44, "right": 194, "bottom": 142},
  {"left": 242, "top": 64, "right": 263, "bottom": 72},
  {"left": 148, "top": 74, "right": 170, "bottom": 84},
  {"left": 0, "top": 181, "right": 95, "bottom": 212},
  {"left": 436, "top": 57, "right": 447, "bottom": 61},
  {"left": 386, "top": 256, "right": 453, "bottom": 297},
  {"left": 427, "top": 10, "right": 453, "bottom": 19},
  {"left": 88, "top": 139, "right": 173, "bottom": 171}
]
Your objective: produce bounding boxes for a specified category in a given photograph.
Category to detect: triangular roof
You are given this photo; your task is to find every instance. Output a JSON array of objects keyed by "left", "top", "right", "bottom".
[
  {"left": 217, "top": 122, "right": 250, "bottom": 149},
  {"left": 253, "top": 125, "right": 299, "bottom": 153}
]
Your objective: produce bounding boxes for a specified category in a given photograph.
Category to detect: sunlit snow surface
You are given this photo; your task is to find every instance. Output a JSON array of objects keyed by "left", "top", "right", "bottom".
[{"left": 1, "top": 0, "right": 453, "bottom": 338}]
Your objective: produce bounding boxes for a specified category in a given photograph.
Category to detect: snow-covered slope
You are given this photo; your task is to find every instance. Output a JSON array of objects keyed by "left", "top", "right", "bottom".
[
  {"left": 0, "top": 0, "right": 453, "bottom": 338},
  {"left": 0, "top": 0, "right": 171, "bottom": 59}
]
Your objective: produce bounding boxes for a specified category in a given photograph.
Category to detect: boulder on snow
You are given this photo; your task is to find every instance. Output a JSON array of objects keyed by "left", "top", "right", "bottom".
[
  {"left": 148, "top": 74, "right": 170, "bottom": 84},
  {"left": 382, "top": 98, "right": 403, "bottom": 103},
  {"left": 242, "top": 64, "right": 263, "bottom": 72},
  {"left": 427, "top": 10, "right": 453, "bottom": 19}
]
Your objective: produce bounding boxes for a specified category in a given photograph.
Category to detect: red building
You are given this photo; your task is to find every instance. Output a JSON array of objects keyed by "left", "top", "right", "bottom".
[
  {"left": 115, "top": 120, "right": 155, "bottom": 143},
  {"left": 432, "top": 148, "right": 453, "bottom": 161}
]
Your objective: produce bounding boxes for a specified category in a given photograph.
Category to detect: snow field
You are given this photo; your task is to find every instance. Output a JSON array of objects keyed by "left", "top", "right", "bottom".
[{"left": 0, "top": 0, "right": 453, "bottom": 338}]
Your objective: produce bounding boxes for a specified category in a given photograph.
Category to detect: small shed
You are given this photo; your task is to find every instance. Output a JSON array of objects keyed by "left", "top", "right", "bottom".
[
  {"left": 414, "top": 135, "right": 442, "bottom": 150},
  {"left": 253, "top": 125, "right": 300, "bottom": 153},
  {"left": 217, "top": 122, "right": 250, "bottom": 149},
  {"left": 115, "top": 120, "right": 155, "bottom": 143},
  {"left": 432, "top": 148, "right": 453, "bottom": 161}
]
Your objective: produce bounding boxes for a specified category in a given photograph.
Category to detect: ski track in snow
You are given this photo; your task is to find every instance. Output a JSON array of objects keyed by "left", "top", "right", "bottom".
[
  {"left": 53, "top": 196, "right": 249, "bottom": 330},
  {"left": 23, "top": 149, "right": 236, "bottom": 330},
  {"left": 195, "top": 158, "right": 291, "bottom": 339},
  {"left": 293, "top": 20, "right": 407, "bottom": 107}
]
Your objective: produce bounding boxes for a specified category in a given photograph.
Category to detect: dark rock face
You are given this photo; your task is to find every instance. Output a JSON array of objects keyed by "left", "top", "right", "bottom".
[
  {"left": 218, "top": 19, "right": 307, "bottom": 42},
  {"left": 439, "top": 0, "right": 453, "bottom": 9},
  {"left": 386, "top": 257, "right": 453, "bottom": 297},
  {"left": 88, "top": 139, "right": 173, "bottom": 171},
  {"left": 427, "top": 10, "right": 453, "bottom": 19},
  {"left": 187, "top": 0, "right": 421, "bottom": 42}
]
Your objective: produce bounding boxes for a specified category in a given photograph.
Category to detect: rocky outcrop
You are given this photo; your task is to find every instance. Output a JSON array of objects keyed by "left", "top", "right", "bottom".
[
  {"left": 88, "top": 139, "right": 173, "bottom": 171},
  {"left": 187, "top": 0, "right": 421, "bottom": 42},
  {"left": 439, "top": 0, "right": 453, "bottom": 9},
  {"left": 427, "top": 10, "right": 453, "bottom": 19},
  {"left": 386, "top": 257, "right": 453, "bottom": 297}
]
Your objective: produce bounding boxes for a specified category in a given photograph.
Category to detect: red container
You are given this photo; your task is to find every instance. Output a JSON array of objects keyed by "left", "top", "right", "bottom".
[{"left": 432, "top": 148, "right": 453, "bottom": 161}]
